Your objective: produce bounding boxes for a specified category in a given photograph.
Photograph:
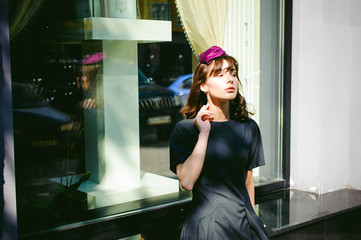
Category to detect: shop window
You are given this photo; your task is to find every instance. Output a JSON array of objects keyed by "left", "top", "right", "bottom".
[{"left": 8, "top": 0, "right": 287, "bottom": 236}]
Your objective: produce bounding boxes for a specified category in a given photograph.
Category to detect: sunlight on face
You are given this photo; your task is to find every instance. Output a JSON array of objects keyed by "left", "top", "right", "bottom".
[{"left": 202, "top": 60, "right": 239, "bottom": 103}]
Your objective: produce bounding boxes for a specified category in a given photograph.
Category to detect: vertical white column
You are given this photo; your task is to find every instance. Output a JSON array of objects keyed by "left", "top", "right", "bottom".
[
  {"left": 84, "top": 0, "right": 140, "bottom": 191},
  {"left": 83, "top": 41, "right": 140, "bottom": 191},
  {"left": 101, "top": 40, "right": 140, "bottom": 190},
  {"left": 84, "top": 67, "right": 105, "bottom": 184}
]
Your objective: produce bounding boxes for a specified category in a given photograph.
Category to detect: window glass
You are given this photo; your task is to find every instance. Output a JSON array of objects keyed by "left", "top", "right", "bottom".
[
  {"left": 181, "top": 77, "right": 193, "bottom": 89},
  {"left": 256, "top": 0, "right": 284, "bottom": 184},
  {"left": 223, "top": 0, "right": 284, "bottom": 185},
  {"left": 8, "top": 0, "right": 284, "bottom": 236}
]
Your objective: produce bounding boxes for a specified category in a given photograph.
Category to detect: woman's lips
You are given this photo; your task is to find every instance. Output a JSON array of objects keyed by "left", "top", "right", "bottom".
[{"left": 225, "top": 87, "right": 235, "bottom": 92}]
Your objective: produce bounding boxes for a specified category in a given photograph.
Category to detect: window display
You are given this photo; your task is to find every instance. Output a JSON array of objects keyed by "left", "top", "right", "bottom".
[{"left": 8, "top": 0, "right": 285, "bottom": 236}]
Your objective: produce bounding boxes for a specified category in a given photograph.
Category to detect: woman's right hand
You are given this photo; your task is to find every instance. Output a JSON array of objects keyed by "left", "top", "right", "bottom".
[
  {"left": 193, "top": 103, "right": 212, "bottom": 133},
  {"left": 178, "top": 104, "right": 212, "bottom": 190}
]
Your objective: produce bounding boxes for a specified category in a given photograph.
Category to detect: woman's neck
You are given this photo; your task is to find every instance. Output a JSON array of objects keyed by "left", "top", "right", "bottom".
[{"left": 208, "top": 101, "right": 230, "bottom": 121}]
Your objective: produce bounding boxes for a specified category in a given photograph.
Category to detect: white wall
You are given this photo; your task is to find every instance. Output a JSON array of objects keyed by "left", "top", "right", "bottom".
[
  {"left": 291, "top": 0, "right": 361, "bottom": 194},
  {"left": 349, "top": 0, "right": 361, "bottom": 190}
]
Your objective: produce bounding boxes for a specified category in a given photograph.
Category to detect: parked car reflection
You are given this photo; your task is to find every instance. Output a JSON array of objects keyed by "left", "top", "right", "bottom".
[
  {"left": 138, "top": 70, "right": 184, "bottom": 140},
  {"left": 168, "top": 74, "right": 193, "bottom": 106},
  {"left": 12, "top": 82, "right": 74, "bottom": 179}
]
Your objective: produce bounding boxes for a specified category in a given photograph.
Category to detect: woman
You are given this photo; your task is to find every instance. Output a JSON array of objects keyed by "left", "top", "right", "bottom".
[{"left": 169, "top": 46, "right": 270, "bottom": 239}]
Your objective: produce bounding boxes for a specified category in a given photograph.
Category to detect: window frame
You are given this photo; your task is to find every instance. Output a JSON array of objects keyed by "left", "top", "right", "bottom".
[
  {"left": 1, "top": 0, "right": 293, "bottom": 238},
  {"left": 256, "top": 0, "right": 292, "bottom": 197}
]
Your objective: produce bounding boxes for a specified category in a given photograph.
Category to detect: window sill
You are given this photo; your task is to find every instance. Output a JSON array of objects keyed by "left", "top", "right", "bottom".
[{"left": 258, "top": 188, "right": 361, "bottom": 237}]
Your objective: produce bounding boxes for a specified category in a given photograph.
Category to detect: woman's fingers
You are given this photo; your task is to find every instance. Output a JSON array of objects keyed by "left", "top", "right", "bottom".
[
  {"left": 193, "top": 104, "right": 213, "bottom": 133},
  {"left": 199, "top": 103, "right": 209, "bottom": 112},
  {"left": 197, "top": 104, "right": 212, "bottom": 119},
  {"left": 200, "top": 103, "right": 208, "bottom": 108},
  {"left": 201, "top": 111, "right": 213, "bottom": 120}
]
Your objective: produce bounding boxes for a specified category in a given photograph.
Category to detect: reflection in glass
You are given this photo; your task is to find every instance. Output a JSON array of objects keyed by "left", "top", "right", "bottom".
[
  {"left": 8, "top": 0, "right": 285, "bottom": 237},
  {"left": 9, "top": 0, "right": 190, "bottom": 235}
]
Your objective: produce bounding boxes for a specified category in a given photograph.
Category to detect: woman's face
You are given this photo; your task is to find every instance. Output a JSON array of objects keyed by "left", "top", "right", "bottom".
[
  {"left": 81, "top": 75, "right": 90, "bottom": 91},
  {"left": 201, "top": 60, "right": 239, "bottom": 103}
]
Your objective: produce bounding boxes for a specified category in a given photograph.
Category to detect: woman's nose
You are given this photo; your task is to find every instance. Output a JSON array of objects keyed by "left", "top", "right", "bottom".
[{"left": 226, "top": 76, "right": 233, "bottom": 84}]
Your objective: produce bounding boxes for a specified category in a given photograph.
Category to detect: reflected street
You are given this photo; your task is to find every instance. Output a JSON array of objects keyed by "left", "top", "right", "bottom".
[{"left": 140, "top": 127, "right": 177, "bottom": 179}]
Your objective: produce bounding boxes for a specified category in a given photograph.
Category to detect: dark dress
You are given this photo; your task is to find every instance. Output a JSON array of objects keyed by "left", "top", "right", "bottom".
[{"left": 170, "top": 119, "right": 270, "bottom": 240}]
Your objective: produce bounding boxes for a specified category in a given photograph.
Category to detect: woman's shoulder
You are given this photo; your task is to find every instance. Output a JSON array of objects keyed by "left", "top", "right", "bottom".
[
  {"left": 242, "top": 118, "right": 262, "bottom": 136},
  {"left": 232, "top": 117, "right": 257, "bottom": 126},
  {"left": 175, "top": 118, "right": 194, "bottom": 127},
  {"left": 232, "top": 118, "right": 261, "bottom": 133},
  {"left": 173, "top": 118, "right": 197, "bottom": 133},
  {"left": 171, "top": 119, "right": 198, "bottom": 140},
  {"left": 248, "top": 117, "right": 259, "bottom": 127}
]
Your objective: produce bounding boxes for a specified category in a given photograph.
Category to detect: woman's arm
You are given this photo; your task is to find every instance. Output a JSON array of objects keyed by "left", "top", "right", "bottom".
[
  {"left": 176, "top": 104, "right": 212, "bottom": 191},
  {"left": 245, "top": 169, "right": 255, "bottom": 210},
  {"left": 176, "top": 131, "right": 209, "bottom": 190}
]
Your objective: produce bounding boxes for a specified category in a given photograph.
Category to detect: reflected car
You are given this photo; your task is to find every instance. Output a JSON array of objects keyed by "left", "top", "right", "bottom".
[
  {"left": 168, "top": 74, "right": 193, "bottom": 106},
  {"left": 152, "top": 67, "right": 182, "bottom": 87},
  {"left": 138, "top": 70, "right": 184, "bottom": 140},
  {"left": 12, "top": 82, "right": 72, "bottom": 179},
  {"left": 12, "top": 82, "right": 71, "bottom": 144}
]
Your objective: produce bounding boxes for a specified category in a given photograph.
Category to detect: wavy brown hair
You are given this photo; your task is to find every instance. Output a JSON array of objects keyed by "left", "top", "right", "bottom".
[{"left": 181, "top": 55, "right": 253, "bottom": 122}]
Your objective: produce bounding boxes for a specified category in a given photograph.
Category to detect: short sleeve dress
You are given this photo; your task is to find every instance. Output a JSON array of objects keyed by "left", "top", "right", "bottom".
[{"left": 169, "top": 119, "right": 271, "bottom": 240}]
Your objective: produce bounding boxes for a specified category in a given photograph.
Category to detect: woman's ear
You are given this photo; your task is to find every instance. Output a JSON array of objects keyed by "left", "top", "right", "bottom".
[{"left": 200, "top": 83, "right": 208, "bottom": 93}]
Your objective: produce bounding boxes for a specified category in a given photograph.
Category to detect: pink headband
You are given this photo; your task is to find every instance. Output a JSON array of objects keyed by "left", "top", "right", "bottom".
[
  {"left": 199, "top": 46, "right": 227, "bottom": 64},
  {"left": 82, "top": 52, "right": 105, "bottom": 65}
]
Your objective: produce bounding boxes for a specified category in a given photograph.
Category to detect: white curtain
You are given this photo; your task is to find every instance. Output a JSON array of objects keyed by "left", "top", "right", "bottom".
[
  {"left": 175, "top": 0, "right": 227, "bottom": 57},
  {"left": 224, "top": 0, "right": 260, "bottom": 123}
]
